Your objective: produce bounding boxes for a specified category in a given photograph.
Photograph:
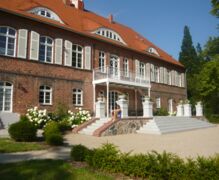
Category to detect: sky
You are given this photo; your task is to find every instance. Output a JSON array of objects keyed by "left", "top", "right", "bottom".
[{"left": 84, "top": 0, "right": 218, "bottom": 60}]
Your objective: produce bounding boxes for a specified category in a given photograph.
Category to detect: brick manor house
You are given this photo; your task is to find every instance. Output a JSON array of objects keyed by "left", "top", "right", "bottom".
[{"left": 0, "top": 0, "right": 186, "bottom": 117}]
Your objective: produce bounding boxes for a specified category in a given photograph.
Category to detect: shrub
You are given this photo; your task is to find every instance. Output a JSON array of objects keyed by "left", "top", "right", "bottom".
[
  {"left": 45, "top": 133, "right": 63, "bottom": 146},
  {"left": 71, "top": 144, "right": 90, "bottom": 161},
  {"left": 58, "top": 119, "right": 71, "bottom": 133},
  {"left": 19, "top": 115, "right": 29, "bottom": 122},
  {"left": 43, "top": 121, "right": 63, "bottom": 146},
  {"left": 8, "top": 121, "right": 37, "bottom": 142},
  {"left": 154, "top": 108, "right": 169, "bottom": 116},
  {"left": 26, "top": 107, "right": 50, "bottom": 129}
]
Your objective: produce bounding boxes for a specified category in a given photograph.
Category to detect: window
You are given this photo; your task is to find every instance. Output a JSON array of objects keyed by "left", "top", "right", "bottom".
[
  {"left": 72, "top": 44, "right": 83, "bottom": 68},
  {"left": 156, "top": 97, "right": 161, "bottom": 109},
  {"left": 0, "top": 27, "right": 16, "bottom": 57},
  {"left": 39, "top": 85, "right": 52, "bottom": 105},
  {"left": 39, "top": 36, "right": 53, "bottom": 63},
  {"left": 99, "top": 51, "right": 105, "bottom": 72},
  {"left": 154, "top": 66, "right": 160, "bottom": 83},
  {"left": 148, "top": 47, "right": 160, "bottom": 56},
  {"left": 73, "top": 89, "right": 83, "bottom": 106},
  {"left": 29, "top": 7, "right": 64, "bottom": 23},
  {"left": 93, "top": 28, "right": 126, "bottom": 44},
  {"left": 139, "top": 62, "right": 145, "bottom": 78},
  {"left": 123, "top": 58, "right": 129, "bottom": 77},
  {"left": 0, "top": 81, "right": 13, "bottom": 112}
]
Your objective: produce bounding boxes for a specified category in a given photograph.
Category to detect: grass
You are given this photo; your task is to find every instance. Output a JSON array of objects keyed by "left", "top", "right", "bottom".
[
  {"left": 0, "top": 160, "right": 113, "bottom": 180},
  {"left": 0, "top": 138, "right": 48, "bottom": 153}
]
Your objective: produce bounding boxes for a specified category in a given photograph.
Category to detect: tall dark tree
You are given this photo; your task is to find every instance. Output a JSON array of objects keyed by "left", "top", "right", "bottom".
[
  {"left": 196, "top": 43, "right": 202, "bottom": 55},
  {"left": 211, "top": 0, "right": 219, "bottom": 18},
  {"left": 179, "top": 26, "right": 198, "bottom": 74}
]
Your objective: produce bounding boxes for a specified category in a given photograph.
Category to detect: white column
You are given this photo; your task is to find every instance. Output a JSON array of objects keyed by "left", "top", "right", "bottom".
[
  {"left": 95, "top": 98, "right": 105, "bottom": 118},
  {"left": 148, "top": 87, "right": 151, "bottom": 97},
  {"left": 106, "top": 81, "right": 109, "bottom": 118},
  {"left": 183, "top": 103, "right": 192, "bottom": 117},
  {"left": 116, "top": 95, "right": 128, "bottom": 118},
  {"left": 195, "top": 102, "right": 203, "bottom": 117},
  {"left": 176, "top": 104, "right": 184, "bottom": 116},
  {"left": 142, "top": 97, "right": 153, "bottom": 118},
  {"left": 93, "top": 84, "right": 96, "bottom": 115}
]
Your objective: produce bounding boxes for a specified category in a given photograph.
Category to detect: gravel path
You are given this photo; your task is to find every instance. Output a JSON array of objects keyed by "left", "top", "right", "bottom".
[{"left": 65, "top": 125, "right": 219, "bottom": 158}]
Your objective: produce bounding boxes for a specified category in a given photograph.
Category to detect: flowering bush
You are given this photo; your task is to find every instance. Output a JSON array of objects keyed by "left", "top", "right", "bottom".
[
  {"left": 68, "top": 108, "right": 92, "bottom": 128},
  {"left": 26, "top": 107, "right": 51, "bottom": 129},
  {"left": 169, "top": 111, "right": 177, "bottom": 116}
]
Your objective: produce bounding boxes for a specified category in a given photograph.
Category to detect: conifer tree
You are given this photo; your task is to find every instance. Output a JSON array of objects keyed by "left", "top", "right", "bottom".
[{"left": 179, "top": 26, "right": 198, "bottom": 74}]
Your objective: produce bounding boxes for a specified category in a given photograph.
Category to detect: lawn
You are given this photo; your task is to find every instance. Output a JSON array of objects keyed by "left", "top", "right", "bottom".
[
  {"left": 0, "top": 138, "right": 48, "bottom": 153},
  {"left": 0, "top": 160, "right": 113, "bottom": 180}
]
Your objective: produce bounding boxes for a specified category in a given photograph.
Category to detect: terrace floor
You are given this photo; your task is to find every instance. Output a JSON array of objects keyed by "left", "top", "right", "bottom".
[{"left": 65, "top": 125, "right": 219, "bottom": 158}]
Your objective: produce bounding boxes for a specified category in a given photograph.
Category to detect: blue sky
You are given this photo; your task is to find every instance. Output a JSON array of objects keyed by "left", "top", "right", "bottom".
[{"left": 84, "top": 0, "right": 218, "bottom": 60}]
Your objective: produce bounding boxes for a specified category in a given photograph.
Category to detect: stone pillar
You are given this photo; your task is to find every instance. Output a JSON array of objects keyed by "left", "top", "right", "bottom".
[
  {"left": 195, "top": 102, "right": 203, "bottom": 117},
  {"left": 142, "top": 97, "right": 153, "bottom": 118},
  {"left": 116, "top": 95, "right": 128, "bottom": 118},
  {"left": 183, "top": 103, "right": 192, "bottom": 117},
  {"left": 95, "top": 97, "right": 105, "bottom": 118},
  {"left": 176, "top": 104, "right": 184, "bottom": 116}
]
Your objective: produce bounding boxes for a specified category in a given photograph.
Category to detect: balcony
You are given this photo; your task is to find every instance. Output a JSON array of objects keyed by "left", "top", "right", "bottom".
[{"left": 93, "top": 66, "right": 150, "bottom": 88}]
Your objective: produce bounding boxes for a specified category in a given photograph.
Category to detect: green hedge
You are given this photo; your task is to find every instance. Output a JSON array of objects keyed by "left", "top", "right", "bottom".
[
  {"left": 8, "top": 121, "right": 37, "bottom": 142},
  {"left": 43, "top": 122, "right": 63, "bottom": 146},
  {"left": 71, "top": 143, "right": 219, "bottom": 179}
]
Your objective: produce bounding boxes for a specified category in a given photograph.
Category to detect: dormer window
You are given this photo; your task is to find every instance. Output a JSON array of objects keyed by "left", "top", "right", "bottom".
[
  {"left": 148, "top": 47, "right": 160, "bottom": 56},
  {"left": 93, "top": 28, "right": 126, "bottom": 45},
  {"left": 28, "top": 7, "right": 64, "bottom": 24}
]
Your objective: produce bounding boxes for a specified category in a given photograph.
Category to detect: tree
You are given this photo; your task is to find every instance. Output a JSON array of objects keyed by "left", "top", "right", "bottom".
[
  {"left": 211, "top": 0, "right": 219, "bottom": 18},
  {"left": 179, "top": 26, "right": 198, "bottom": 74},
  {"left": 196, "top": 43, "right": 203, "bottom": 55},
  {"left": 202, "top": 37, "right": 219, "bottom": 61}
]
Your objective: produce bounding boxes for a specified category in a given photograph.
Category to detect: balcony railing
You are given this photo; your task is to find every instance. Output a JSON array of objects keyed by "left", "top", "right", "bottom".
[{"left": 93, "top": 66, "right": 150, "bottom": 87}]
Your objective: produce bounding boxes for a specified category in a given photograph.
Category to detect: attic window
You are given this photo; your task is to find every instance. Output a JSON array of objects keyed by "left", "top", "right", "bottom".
[
  {"left": 93, "top": 28, "right": 126, "bottom": 45},
  {"left": 29, "top": 7, "right": 64, "bottom": 24},
  {"left": 148, "top": 47, "right": 160, "bottom": 56}
]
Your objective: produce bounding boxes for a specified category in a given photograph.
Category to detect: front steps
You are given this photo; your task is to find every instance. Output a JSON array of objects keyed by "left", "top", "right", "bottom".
[
  {"left": 137, "top": 116, "right": 215, "bottom": 135},
  {"left": 0, "top": 112, "right": 20, "bottom": 129},
  {"left": 79, "top": 118, "right": 110, "bottom": 135}
]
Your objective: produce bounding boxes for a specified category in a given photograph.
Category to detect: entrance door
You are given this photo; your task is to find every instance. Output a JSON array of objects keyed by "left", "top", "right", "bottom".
[
  {"left": 0, "top": 81, "right": 13, "bottom": 112},
  {"left": 109, "top": 91, "right": 118, "bottom": 114},
  {"left": 110, "top": 55, "right": 119, "bottom": 77}
]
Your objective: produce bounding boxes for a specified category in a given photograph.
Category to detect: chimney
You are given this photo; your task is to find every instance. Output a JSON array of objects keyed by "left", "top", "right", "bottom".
[
  {"left": 65, "top": 0, "right": 84, "bottom": 10},
  {"left": 109, "top": 14, "right": 113, "bottom": 23}
]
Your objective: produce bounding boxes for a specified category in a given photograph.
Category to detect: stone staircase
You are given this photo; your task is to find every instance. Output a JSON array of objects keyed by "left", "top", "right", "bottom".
[
  {"left": 137, "top": 116, "right": 215, "bottom": 135},
  {"left": 0, "top": 112, "right": 20, "bottom": 129},
  {"left": 79, "top": 118, "right": 110, "bottom": 135}
]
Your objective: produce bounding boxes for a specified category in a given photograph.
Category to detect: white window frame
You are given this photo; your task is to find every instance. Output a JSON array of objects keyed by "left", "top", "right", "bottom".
[
  {"left": 73, "top": 89, "right": 83, "bottom": 106},
  {"left": 167, "top": 70, "right": 171, "bottom": 85},
  {"left": 0, "top": 26, "right": 17, "bottom": 57},
  {"left": 99, "top": 51, "right": 106, "bottom": 73},
  {"left": 156, "top": 97, "right": 161, "bottom": 109},
  {"left": 93, "top": 28, "right": 126, "bottom": 44},
  {"left": 72, "top": 44, "right": 83, "bottom": 69},
  {"left": 123, "top": 58, "right": 129, "bottom": 77},
  {"left": 29, "top": 7, "right": 64, "bottom": 24},
  {"left": 39, "top": 36, "right": 54, "bottom": 63},
  {"left": 0, "top": 81, "right": 13, "bottom": 112},
  {"left": 139, "top": 62, "right": 145, "bottom": 79},
  {"left": 154, "top": 66, "right": 160, "bottom": 83},
  {"left": 39, "top": 85, "right": 52, "bottom": 105}
]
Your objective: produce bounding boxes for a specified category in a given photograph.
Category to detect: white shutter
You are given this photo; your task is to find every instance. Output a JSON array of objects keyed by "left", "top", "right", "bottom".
[
  {"left": 163, "top": 67, "right": 167, "bottom": 84},
  {"left": 146, "top": 63, "right": 150, "bottom": 81},
  {"left": 135, "top": 59, "right": 140, "bottom": 77},
  {"left": 175, "top": 71, "right": 178, "bottom": 86},
  {"left": 17, "top": 29, "right": 28, "bottom": 59},
  {"left": 151, "top": 64, "right": 155, "bottom": 82},
  {"left": 160, "top": 67, "right": 164, "bottom": 83},
  {"left": 181, "top": 73, "right": 185, "bottom": 87},
  {"left": 84, "top": 46, "right": 91, "bottom": 70},
  {"left": 55, "top": 38, "right": 63, "bottom": 65},
  {"left": 171, "top": 70, "right": 175, "bottom": 86},
  {"left": 64, "top": 40, "right": 72, "bottom": 66},
  {"left": 30, "top": 31, "right": 39, "bottom": 60}
]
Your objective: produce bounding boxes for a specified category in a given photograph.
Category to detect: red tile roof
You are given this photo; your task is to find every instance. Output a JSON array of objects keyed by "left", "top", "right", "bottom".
[{"left": 0, "top": 0, "right": 184, "bottom": 67}]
